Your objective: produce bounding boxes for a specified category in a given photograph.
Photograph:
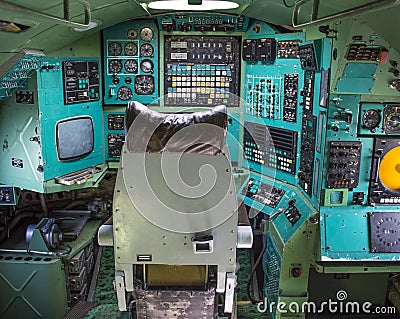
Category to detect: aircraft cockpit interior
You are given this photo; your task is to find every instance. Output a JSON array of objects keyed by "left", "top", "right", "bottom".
[{"left": 1, "top": 0, "right": 400, "bottom": 318}]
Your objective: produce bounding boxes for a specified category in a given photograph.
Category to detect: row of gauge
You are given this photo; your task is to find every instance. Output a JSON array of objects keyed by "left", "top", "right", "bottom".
[
  {"left": 103, "top": 22, "right": 159, "bottom": 104},
  {"left": 108, "top": 58, "right": 153, "bottom": 74},
  {"left": 107, "top": 26, "right": 155, "bottom": 76}
]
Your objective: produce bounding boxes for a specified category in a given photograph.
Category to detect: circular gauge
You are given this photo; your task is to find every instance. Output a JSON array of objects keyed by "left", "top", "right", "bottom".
[
  {"left": 384, "top": 106, "right": 400, "bottom": 133},
  {"left": 140, "top": 59, "right": 153, "bottom": 73},
  {"left": 127, "top": 29, "right": 138, "bottom": 40},
  {"left": 135, "top": 75, "right": 154, "bottom": 95},
  {"left": 362, "top": 109, "right": 381, "bottom": 131},
  {"left": 124, "top": 42, "right": 138, "bottom": 56},
  {"left": 117, "top": 86, "right": 133, "bottom": 101},
  {"left": 124, "top": 59, "right": 138, "bottom": 73},
  {"left": 108, "top": 42, "right": 122, "bottom": 56},
  {"left": 140, "top": 44, "right": 154, "bottom": 57},
  {"left": 108, "top": 59, "right": 122, "bottom": 74},
  {"left": 140, "top": 27, "right": 154, "bottom": 42},
  {"left": 379, "top": 146, "right": 400, "bottom": 190}
]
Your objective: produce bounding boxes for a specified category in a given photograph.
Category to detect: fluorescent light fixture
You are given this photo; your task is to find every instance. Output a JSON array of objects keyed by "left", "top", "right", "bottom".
[{"left": 148, "top": 0, "right": 239, "bottom": 10}]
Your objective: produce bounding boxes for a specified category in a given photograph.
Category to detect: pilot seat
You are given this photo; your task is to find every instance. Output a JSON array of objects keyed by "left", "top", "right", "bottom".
[{"left": 98, "top": 101, "right": 252, "bottom": 318}]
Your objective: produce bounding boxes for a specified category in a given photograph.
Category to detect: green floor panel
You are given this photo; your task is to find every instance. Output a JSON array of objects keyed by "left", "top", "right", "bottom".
[
  {"left": 93, "top": 247, "right": 117, "bottom": 305},
  {"left": 237, "top": 249, "right": 252, "bottom": 302},
  {"left": 86, "top": 304, "right": 129, "bottom": 319}
]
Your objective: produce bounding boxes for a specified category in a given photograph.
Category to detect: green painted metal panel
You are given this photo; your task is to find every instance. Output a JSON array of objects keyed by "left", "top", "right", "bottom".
[
  {"left": 335, "top": 62, "right": 377, "bottom": 94},
  {"left": 0, "top": 57, "right": 105, "bottom": 192},
  {"left": 0, "top": 256, "right": 67, "bottom": 319}
]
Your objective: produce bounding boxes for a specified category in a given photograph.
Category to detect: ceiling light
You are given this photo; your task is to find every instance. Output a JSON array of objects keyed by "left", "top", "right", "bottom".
[{"left": 147, "top": 0, "right": 239, "bottom": 11}]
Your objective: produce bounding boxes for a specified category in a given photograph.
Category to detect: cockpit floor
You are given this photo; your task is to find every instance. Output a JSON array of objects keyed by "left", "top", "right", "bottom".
[{"left": 84, "top": 248, "right": 265, "bottom": 319}]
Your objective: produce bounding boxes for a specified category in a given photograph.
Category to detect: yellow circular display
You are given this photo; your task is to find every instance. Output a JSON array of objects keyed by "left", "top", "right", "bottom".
[{"left": 379, "top": 146, "right": 400, "bottom": 191}]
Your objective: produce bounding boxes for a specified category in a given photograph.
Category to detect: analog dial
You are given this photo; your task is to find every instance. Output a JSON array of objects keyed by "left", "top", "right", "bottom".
[
  {"left": 384, "top": 106, "right": 400, "bottom": 133},
  {"left": 124, "top": 42, "right": 138, "bottom": 56},
  {"left": 140, "top": 59, "right": 154, "bottom": 73},
  {"left": 108, "top": 59, "right": 122, "bottom": 74},
  {"left": 140, "top": 27, "right": 154, "bottom": 42},
  {"left": 362, "top": 109, "right": 381, "bottom": 131},
  {"left": 135, "top": 75, "right": 154, "bottom": 95},
  {"left": 140, "top": 43, "right": 154, "bottom": 57},
  {"left": 117, "top": 86, "right": 133, "bottom": 101},
  {"left": 124, "top": 59, "right": 138, "bottom": 73},
  {"left": 127, "top": 29, "right": 138, "bottom": 40},
  {"left": 108, "top": 42, "right": 122, "bottom": 56}
]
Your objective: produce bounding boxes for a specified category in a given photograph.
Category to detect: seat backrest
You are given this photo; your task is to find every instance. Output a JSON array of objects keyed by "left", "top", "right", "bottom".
[{"left": 124, "top": 101, "right": 227, "bottom": 155}]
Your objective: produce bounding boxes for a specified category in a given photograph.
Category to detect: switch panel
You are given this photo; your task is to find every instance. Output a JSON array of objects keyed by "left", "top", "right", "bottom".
[{"left": 164, "top": 35, "right": 241, "bottom": 107}]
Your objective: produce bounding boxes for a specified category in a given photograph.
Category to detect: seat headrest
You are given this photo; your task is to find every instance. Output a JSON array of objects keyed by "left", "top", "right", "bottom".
[{"left": 125, "top": 101, "right": 227, "bottom": 155}]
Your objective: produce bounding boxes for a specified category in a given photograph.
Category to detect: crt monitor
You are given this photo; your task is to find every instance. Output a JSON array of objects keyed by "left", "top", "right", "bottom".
[{"left": 56, "top": 116, "right": 94, "bottom": 161}]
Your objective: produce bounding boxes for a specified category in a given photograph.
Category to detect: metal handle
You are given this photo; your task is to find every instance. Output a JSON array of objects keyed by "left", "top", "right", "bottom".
[
  {"left": 0, "top": 0, "right": 91, "bottom": 29},
  {"left": 292, "top": 0, "right": 400, "bottom": 28}
]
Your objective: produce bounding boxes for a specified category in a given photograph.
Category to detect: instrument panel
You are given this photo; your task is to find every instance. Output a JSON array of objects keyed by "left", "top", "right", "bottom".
[{"left": 103, "top": 20, "right": 159, "bottom": 105}]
